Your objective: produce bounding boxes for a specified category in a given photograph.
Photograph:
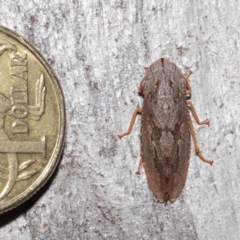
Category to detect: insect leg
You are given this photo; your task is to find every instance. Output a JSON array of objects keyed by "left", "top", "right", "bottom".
[
  {"left": 187, "top": 101, "right": 210, "bottom": 126},
  {"left": 135, "top": 155, "right": 144, "bottom": 175},
  {"left": 183, "top": 70, "right": 193, "bottom": 95},
  {"left": 138, "top": 78, "right": 146, "bottom": 94},
  {"left": 188, "top": 116, "right": 213, "bottom": 165},
  {"left": 118, "top": 108, "right": 142, "bottom": 139}
]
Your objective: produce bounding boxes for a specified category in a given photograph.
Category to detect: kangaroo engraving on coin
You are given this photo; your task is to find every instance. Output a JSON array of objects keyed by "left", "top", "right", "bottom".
[{"left": 0, "top": 26, "right": 65, "bottom": 213}]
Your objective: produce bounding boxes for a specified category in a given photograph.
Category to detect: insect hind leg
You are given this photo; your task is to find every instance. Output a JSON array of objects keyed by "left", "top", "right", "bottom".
[{"left": 135, "top": 155, "right": 144, "bottom": 175}]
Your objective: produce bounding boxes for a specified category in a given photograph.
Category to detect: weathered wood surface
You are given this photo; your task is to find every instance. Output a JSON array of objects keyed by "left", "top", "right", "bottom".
[{"left": 0, "top": 1, "right": 240, "bottom": 239}]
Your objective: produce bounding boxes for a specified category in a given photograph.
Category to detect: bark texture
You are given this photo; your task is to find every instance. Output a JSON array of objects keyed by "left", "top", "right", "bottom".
[{"left": 0, "top": 1, "right": 239, "bottom": 239}]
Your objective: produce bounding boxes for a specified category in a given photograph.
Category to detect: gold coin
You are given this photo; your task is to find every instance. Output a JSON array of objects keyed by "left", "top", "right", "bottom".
[{"left": 0, "top": 26, "right": 65, "bottom": 213}]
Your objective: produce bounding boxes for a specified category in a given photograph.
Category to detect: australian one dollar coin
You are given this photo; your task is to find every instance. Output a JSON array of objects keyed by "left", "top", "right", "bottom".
[{"left": 0, "top": 26, "right": 65, "bottom": 213}]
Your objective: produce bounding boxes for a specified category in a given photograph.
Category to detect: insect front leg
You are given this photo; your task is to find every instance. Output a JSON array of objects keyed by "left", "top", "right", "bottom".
[
  {"left": 187, "top": 101, "right": 213, "bottom": 165},
  {"left": 184, "top": 70, "right": 193, "bottom": 97},
  {"left": 118, "top": 108, "right": 142, "bottom": 139}
]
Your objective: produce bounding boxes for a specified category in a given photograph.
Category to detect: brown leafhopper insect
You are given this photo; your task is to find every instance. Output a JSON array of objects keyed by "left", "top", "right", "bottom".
[{"left": 118, "top": 58, "right": 213, "bottom": 204}]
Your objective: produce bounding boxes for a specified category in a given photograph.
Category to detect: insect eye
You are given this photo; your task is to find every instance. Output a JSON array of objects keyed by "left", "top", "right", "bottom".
[{"left": 186, "top": 93, "right": 191, "bottom": 100}]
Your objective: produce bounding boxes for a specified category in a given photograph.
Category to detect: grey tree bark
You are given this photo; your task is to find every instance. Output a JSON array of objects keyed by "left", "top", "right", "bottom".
[{"left": 0, "top": 1, "right": 239, "bottom": 239}]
